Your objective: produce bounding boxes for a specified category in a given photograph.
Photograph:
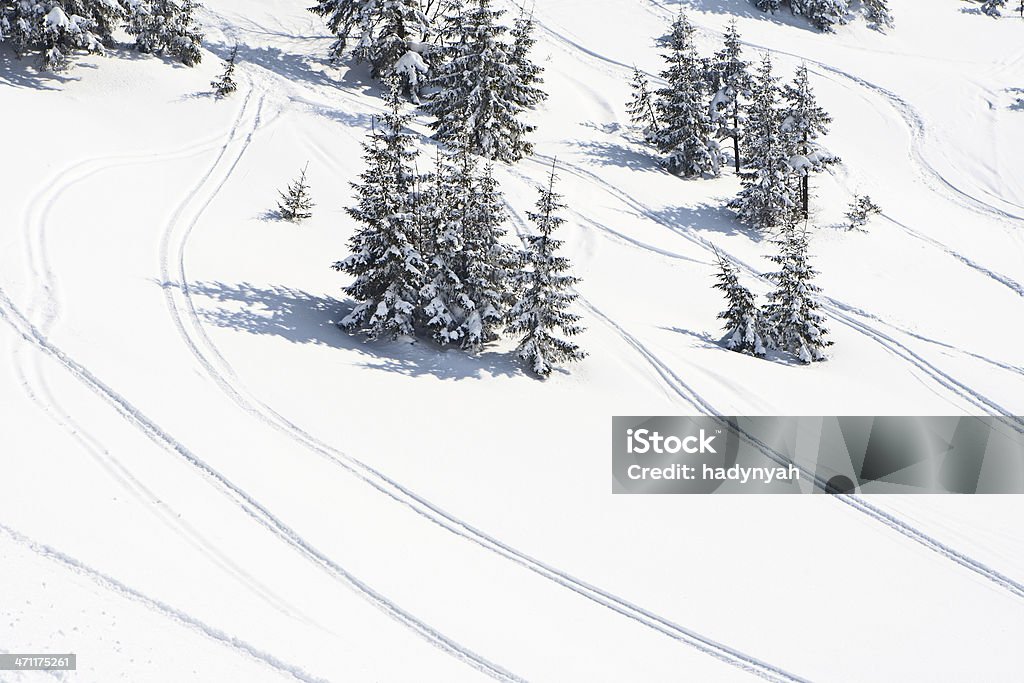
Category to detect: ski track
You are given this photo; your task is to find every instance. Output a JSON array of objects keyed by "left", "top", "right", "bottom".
[
  {"left": 149, "top": 62, "right": 814, "bottom": 683},
  {"left": 0, "top": 523, "right": 328, "bottom": 683},
  {"left": 11, "top": 109, "right": 321, "bottom": 625}
]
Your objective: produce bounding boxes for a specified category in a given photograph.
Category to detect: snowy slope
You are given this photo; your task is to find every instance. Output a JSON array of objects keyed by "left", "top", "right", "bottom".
[{"left": 2, "top": 1, "right": 1023, "bottom": 681}]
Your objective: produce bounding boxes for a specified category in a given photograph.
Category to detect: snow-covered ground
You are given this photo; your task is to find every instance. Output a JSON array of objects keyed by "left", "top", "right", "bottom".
[{"left": 2, "top": 1, "right": 1023, "bottom": 681}]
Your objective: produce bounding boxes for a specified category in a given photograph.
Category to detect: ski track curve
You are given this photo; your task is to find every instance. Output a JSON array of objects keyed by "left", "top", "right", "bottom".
[
  {"left": 4, "top": 81, "right": 522, "bottom": 682},
  {"left": 11, "top": 109, "right": 321, "bottom": 626},
  {"left": 154, "top": 69, "right": 813, "bottom": 683},
  {"left": 0, "top": 522, "right": 328, "bottom": 683}
]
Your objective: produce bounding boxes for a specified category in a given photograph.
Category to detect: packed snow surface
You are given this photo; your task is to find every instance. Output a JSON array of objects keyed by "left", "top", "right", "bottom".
[{"left": 2, "top": 1, "right": 1023, "bottom": 681}]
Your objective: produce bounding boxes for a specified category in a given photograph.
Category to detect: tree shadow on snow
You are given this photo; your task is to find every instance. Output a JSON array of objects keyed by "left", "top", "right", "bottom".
[
  {"left": 570, "top": 140, "right": 664, "bottom": 172},
  {"left": 657, "top": 0, "right": 819, "bottom": 33},
  {"left": 650, "top": 202, "right": 765, "bottom": 241},
  {"left": 0, "top": 48, "right": 78, "bottom": 89},
  {"left": 1008, "top": 89, "right": 1024, "bottom": 112},
  {"left": 664, "top": 326, "right": 805, "bottom": 366},
  {"left": 176, "top": 280, "right": 527, "bottom": 380}
]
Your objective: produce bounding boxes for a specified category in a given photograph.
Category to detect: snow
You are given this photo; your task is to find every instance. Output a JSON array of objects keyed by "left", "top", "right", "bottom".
[{"left": 2, "top": 0, "right": 1023, "bottom": 681}]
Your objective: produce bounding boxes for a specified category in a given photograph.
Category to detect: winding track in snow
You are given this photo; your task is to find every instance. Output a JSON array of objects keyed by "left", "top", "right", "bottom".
[
  {"left": 0, "top": 523, "right": 327, "bottom": 683},
  {"left": 1, "top": 84, "right": 522, "bottom": 682}
]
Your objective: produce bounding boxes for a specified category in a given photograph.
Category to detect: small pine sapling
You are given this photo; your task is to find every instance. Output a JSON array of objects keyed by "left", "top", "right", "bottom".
[
  {"left": 845, "top": 194, "right": 881, "bottom": 231},
  {"left": 211, "top": 46, "right": 239, "bottom": 99},
  {"left": 712, "top": 251, "right": 769, "bottom": 357},
  {"left": 277, "top": 164, "right": 315, "bottom": 222}
]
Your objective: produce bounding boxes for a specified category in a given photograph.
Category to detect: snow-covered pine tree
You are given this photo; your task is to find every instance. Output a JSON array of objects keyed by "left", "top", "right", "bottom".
[
  {"left": 507, "top": 165, "right": 587, "bottom": 377},
  {"left": 125, "top": 0, "right": 204, "bottom": 66},
  {"left": 309, "top": 0, "right": 430, "bottom": 97},
  {"left": 862, "top": 0, "right": 894, "bottom": 30},
  {"left": 1, "top": 0, "right": 122, "bottom": 70},
  {"left": 277, "top": 164, "right": 315, "bottom": 222},
  {"left": 708, "top": 20, "right": 751, "bottom": 174},
  {"left": 789, "top": 0, "right": 850, "bottom": 32},
  {"left": 712, "top": 251, "right": 768, "bottom": 357},
  {"left": 425, "top": 0, "right": 544, "bottom": 163},
  {"left": 211, "top": 45, "right": 238, "bottom": 98},
  {"left": 845, "top": 194, "right": 881, "bottom": 230},
  {"left": 627, "top": 66, "right": 660, "bottom": 136},
  {"left": 764, "top": 223, "right": 832, "bottom": 363},
  {"left": 335, "top": 85, "right": 427, "bottom": 340},
  {"left": 729, "top": 54, "right": 797, "bottom": 231},
  {"left": 979, "top": 0, "right": 1007, "bottom": 16},
  {"left": 508, "top": 9, "right": 546, "bottom": 108},
  {"left": 754, "top": 0, "right": 782, "bottom": 11},
  {"left": 419, "top": 145, "right": 466, "bottom": 346},
  {"left": 652, "top": 12, "right": 722, "bottom": 177},
  {"left": 781, "top": 63, "right": 837, "bottom": 220}
]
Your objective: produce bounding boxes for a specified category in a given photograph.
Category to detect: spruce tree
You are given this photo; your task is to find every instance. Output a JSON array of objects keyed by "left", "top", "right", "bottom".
[
  {"left": 709, "top": 20, "right": 751, "bottom": 174},
  {"left": 508, "top": 10, "right": 546, "bottom": 108},
  {"left": 425, "top": 0, "right": 545, "bottom": 163},
  {"left": 335, "top": 86, "right": 427, "bottom": 340},
  {"left": 789, "top": 0, "right": 849, "bottom": 32},
  {"left": 713, "top": 252, "right": 769, "bottom": 357},
  {"left": 277, "top": 164, "right": 315, "bottom": 222},
  {"left": 781, "top": 63, "right": 837, "bottom": 220},
  {"left": 764, "top": 223, "right": 832, "bottom": 363},
  {"left": 126, "top": 0, "right": 204, "bottom": 66},
  {"left": 755, "top": 0, "right": 782, "bottom": 10},
  {"left": 211, "top": 46, "right": 238, "bottom": 99},
  {"left": 730, "top": 54, "right": 797, "bottom": 231},
  {"left": 652, "top": 12, "right": 722, "bottom": 177},
  {"left": 845, "top": 194, "right": 881, "bottom": 230},
  {"left": 862, "top": 0, "right": 894, "bottom": 30},
  {"left": 309, "top": 0, "right": 430, "bottom": 96},
  {"left": 507, "top": 165, "right": 587, "bottom": 377},
  {"left": 627, "top": 66, "right": 660, "bottom": 136},
  {"left": 2, "top": 0, "right": 121, "bottom": 70},
  {"left": 979, "top": 0, "right": 1007, "bottom": 16}
]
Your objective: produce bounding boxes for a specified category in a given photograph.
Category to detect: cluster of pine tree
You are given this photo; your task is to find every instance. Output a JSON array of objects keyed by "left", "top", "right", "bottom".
[
  {"left": 629, "top": 15, "right": 837, "bottom": 231},
  {"left": 751, "top": 0, "right": 893, "bottom": 32},
  {"left": 975, "top": 0, "right": 1024, "bottom": 17},
  {"left": 714, "top": 224, "right": 832, "bottom": 364},
  {"left": 334, "top": 86, "right": 585, "bottom": 378},
  {"left": 0, "top": 0, "right": 204, "bottom": 71},
  {"left": 311, "top": 0, "right": 546, "bottom": 163}
]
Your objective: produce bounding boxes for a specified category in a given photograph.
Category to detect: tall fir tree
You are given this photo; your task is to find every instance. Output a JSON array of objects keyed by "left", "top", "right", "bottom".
[
  {"left": 335, "top": 85, "right": 427, "bottom": 340},
  {"left": 652, "top": 12, "right": 722, "bottom": 177},
  {"left": 729, "top": 54, "right": 797, "bottom": 231},
  {"left": 712, "top": 252, "right": 769, "bottom": 357},
  {"left": 425, "top": 0, "right": 545, "bottom": 163},
  {"left": 763, "top": 223, "right": 832, "bottom": 363},
  {"left": 125, "top": 0, "right": 204, "bottom": 66},
  {"left": 627, "top": 66, "right": 660, "bottom": 136},
  {"left": 508, "top": 9, "right": 546, "bottom": 108},
  {"left": 309, "top": 0, "right": 430, "bottom": 96},
  {"left": 708, "top": 20, "right": 751, "bottom": 174},
  {"left": 507, "top": 165, "right": 587, "bottom": 377},
  {"left": 781, "top": 63, "right": 837, "bottom": 220}
]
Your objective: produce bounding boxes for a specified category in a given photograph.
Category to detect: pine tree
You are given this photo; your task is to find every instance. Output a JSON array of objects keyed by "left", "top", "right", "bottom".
[
  {"left": 781, "top": 63, "right": 837, "bottom": 220},
  {"left": 845, "top": 194, "right": 881, "bottom": 230},
  {"left": 708, "top": 20, "right": 751, "bottom": 174},
  {"left": 425, "top": 0, "right": 544, "bottom": 163},
  {"left": 508, "top": 10, "right": 546, "bottom": 108},
  {"left": 309, "top": 0, "right": 430, "bottom": 96},
  {"left": 730, "top": 54, "right": 797, "bottom": 231},
  {"left": 862, "top": 0, "right": 894, "bottom": 30},
  {"left": 418, "top": 140, "right": 515, "bottom": 349},
  {"left": 277, "top": 164, "right": 315, "bottom": 222},
  {"left": 754, "top": 0, "right": 782, "bottom": 10},
  {"left": 507, "top": 165, "right": 587, "bottom": 377},
  {"left": 652, "top": 12, "right": 722, "bottom": 177},
  {"left": 627, "top": 66, "right": 660, "bottom": 136},
  {"left": 126, "top": 0, "right": 204, "bottom": 66},
  {"left": 764, "top": 223, "right": 832, "bottom": 363},
  {"left": 712, "top": 252, "right": 768, "bottom": 357},
  {"left": 979, "top": 0, "right": 1007, "bottom": 16},
  {"left": 789, "top": 0, "right": 849, "bottom": 31},
  {"left": 2, "top": 0, "right": 121, "bottom": 70},
  {"left": 211, "top": 45, "right": 238, "bottom": 99},
  {"left": 335, "top": 85, "right": 427, "bottom": 340}
]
